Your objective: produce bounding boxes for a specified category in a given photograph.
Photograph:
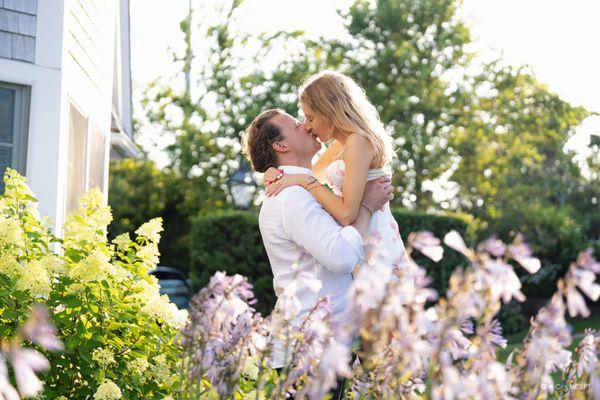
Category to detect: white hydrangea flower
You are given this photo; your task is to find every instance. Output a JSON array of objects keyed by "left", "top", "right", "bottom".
[
  {"left": 93, "top": 380, "right": 122, "bottom": 400},
  {"left": 135, "top": 218, "right": 163, "bottom": 243},
  {"left": 15, "top": 260, "right": 51, "bottom": 298},
  {"left": 92, "top": 348, "right": 115, "bottom": 368}
]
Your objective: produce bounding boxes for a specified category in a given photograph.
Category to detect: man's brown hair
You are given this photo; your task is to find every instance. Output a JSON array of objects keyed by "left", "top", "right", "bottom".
[{"left": 242, "top": 109, "right": 285, "bottom": 173}]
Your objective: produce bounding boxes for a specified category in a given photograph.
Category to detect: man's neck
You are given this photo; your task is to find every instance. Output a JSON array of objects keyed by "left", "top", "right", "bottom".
[{"left": 277, "top": 157, "right": 312, "bottom": 170}]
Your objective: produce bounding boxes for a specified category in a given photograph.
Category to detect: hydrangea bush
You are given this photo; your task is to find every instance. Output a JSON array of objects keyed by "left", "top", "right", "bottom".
[{"left": 0, "top": 169, "right": 185, "bottom": 399}]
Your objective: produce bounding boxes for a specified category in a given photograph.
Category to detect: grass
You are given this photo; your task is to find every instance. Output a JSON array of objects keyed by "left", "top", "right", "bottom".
[{"left": 497, "top": 315, "right": 600, "bottom": 363}]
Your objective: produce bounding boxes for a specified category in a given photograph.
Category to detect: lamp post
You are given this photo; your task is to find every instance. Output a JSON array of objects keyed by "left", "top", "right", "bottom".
[{"left": 227, "top": 161, "right": 256, "bottom": 210}]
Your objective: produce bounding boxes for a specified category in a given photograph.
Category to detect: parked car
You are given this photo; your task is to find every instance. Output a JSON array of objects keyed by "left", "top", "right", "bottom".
[{"left": 148, "top": 266, "right": 191, "bottom": 309}]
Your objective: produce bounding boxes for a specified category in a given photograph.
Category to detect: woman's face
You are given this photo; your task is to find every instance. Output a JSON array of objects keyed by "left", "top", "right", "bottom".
[{"left": 301, "top": 104, "right": 334, "bottom": 142}]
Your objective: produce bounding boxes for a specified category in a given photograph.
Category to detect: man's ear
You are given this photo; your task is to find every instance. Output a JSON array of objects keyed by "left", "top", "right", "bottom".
[{"left": 272, "top": 141, "right": 289, "bottom": 154}]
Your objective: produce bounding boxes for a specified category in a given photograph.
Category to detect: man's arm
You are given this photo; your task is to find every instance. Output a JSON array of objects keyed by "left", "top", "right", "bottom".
[
  {"left": 279, "top": 177, "right": 394, "bottom": 275},
  {"left": 281, "top": 188, "right": 364, "bottom": 275}
]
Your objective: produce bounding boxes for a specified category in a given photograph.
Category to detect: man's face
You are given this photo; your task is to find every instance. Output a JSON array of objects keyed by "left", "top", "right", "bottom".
[
  {"left": 271, "top": 113, "right": 322, "bottom": 160},
  {"left": 301, "top": 104, "right": 334, "bottom": 143}
]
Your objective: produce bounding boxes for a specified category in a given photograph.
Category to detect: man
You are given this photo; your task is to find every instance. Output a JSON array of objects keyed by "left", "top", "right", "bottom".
[{"left": 243, "top": 109, "right": 394, "bottom": 398}]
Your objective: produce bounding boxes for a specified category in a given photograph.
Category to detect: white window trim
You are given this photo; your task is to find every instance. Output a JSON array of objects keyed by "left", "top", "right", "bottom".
[{"left": 0, "top": 81, "right": 31, "bottom": 177}]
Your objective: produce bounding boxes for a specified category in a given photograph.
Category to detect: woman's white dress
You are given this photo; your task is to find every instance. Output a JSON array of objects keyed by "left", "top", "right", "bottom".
[{"left": 325, "top": 159, "right": 410, "bottom": 309}]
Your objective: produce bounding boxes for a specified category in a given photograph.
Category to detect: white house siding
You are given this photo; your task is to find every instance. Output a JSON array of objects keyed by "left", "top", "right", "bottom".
[
  {"left": 62, "top": 0, "right": 116, "bottom": 213},
  {"left": 0, "top": 0, "right": 65, "bottom": 231},
  {"left": 0, "top": 0, "right": 134, "bottom": 233}
]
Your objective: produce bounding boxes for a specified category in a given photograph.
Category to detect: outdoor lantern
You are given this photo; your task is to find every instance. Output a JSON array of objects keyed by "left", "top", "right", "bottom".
[{"left": 227, "top": 161, "right": 256, "bottom": 209}]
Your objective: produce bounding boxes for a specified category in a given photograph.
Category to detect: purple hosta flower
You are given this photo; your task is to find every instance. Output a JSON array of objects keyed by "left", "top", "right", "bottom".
[
  {"left": 208, "top": 272, "right": 251, "bottom": 298},
  {"left": 571, "top": 329, "right": 598, "bottom": 379},
  {"left": 565, "top": 280, "right": 591, "bottom": 318},
  {"left": 276, "top": 298, "right": 342, "bottom": 399},
  {"left": 562, "top": 252, "right": 600, "bottom": 318},
  {"left": 306, "top": 341, "right": 352, "bottom": 399},
  {"left": 20, "top": 304, "right": 64, "bottom": 351},
  {"left": 351, "top": 262, "right": 392, "bottom": 311},
  {"left": 515, "top": 294, "right": 573, "bottom": 397},
  {"left": 0, "top": 304, "right": 63, "bottom": 400},
  {"left": 576, "top": 248, "right": 600, "bottom": 273},
  {"left": 507, "top": 234, "right": 541, "bottom": 274},
  {"left": 460, "top": 318, "right": 474, "bottom": 335},
  {"left": 476, "top": 319, "right": 507, "bottom": 361},
  {"left": 442, "top": 325, "right": 472, "bottom": 361},
  {"left": 180, "top": 272, "right": 263, "bottom": 398},
  {"left": 478, "top": 258, "right": 526, "bottom": 304},
  {"left": 446, "top": 269, "right": 487, "bottom": 319},
  {"left": 431, "top": 365, "right": 477, "bottom": 399},
  {"left": 568, "top": 267, "right": 600, "bottom": 302},
  {"left": 0, "top": 357, "right": 20, "bottom": 400},
  {"left": 443, "top": 230, "right": 476, "bottom": 261},
  {"left": 433, "top": 362, "right": 512, "bottom": 400},
  {"left": 479, "top": 235, "right": 507, "bottom": 258},
  {"left": 7, "top": 347, "right": 50, "bottom": 398},
  {"left": 408, "top": 231, "right": 444, "bottom": 262}
]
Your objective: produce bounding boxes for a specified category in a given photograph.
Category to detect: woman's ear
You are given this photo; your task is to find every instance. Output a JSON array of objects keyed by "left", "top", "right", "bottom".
[{"left": 272, "top": 141, "right": 289, "bottom": 154}]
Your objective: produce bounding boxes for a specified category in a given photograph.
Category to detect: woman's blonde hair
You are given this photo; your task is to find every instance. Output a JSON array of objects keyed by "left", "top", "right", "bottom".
[{"left": 299, "top": 70, "right": 394, "bottom": 168}]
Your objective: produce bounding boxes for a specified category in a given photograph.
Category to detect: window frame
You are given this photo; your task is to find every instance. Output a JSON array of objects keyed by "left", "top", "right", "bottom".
[{"left": 0, "top": 81, "right": 31, "bottom": 179}]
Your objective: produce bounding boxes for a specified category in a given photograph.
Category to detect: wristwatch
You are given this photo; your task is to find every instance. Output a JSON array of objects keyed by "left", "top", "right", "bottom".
[{"left": 301, "top": 175, "right": 318, "bottom": 191}]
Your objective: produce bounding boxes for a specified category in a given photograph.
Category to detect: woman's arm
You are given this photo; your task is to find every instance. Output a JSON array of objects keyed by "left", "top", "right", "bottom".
[
  {"left": 312, "top": 140, "right": 342, "bottom": 183},
  {"left": 306, "top": 134, "right": 375, "bottom": 226},
  {"left": 263, "top": 140, "right": 343, "bottom": 196}
]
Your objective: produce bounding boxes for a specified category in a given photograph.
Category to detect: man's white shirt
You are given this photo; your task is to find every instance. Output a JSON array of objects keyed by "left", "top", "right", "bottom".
[{"left": 258, "top": 165, "right": 364, "bottom": 368}]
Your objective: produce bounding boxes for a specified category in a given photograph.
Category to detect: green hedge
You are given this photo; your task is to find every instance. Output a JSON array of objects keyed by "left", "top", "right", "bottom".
[
  {"left": 189, "top": 209, "right": 476, "bottom": 315},
  {"left": 189, "top": 211, "right": 276, "bottom": 315}
]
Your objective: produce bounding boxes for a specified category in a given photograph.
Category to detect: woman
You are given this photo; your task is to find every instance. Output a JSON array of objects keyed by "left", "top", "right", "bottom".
[{"left": 263, "top": 71, "right": 409, "bottom": 306}]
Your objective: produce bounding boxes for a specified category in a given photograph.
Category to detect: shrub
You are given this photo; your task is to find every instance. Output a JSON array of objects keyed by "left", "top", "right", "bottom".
[
  {"left": 189, "top": 209, "right": 477, "bottom": 314},
  {"left": 189, "top": 211, "right": 275, "bottom": 315},
  {"left": 0, "top": 169, "right": 185, "bottom": 399}
]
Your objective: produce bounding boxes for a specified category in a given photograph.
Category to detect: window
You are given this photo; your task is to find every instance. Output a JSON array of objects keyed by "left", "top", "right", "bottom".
[
  {"left": 87, "top": 125, "right": 106, "bottom": 191},
  {"left": 0, "top": 82, "right": 30, "bottom": 192},
  {"left": 65, "top": 102, "right": 108, "bottom": 214},
  {"left": 65, "top": 103, "right": 87, "bottom": 213}
]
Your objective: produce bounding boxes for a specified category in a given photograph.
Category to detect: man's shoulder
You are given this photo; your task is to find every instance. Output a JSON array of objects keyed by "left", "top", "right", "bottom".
[
  {"left": 277, "top": 186, "right": 319, "bottom": 208},
  {"left": 259, "top": 186, "right": 308, "bottom": 216}
]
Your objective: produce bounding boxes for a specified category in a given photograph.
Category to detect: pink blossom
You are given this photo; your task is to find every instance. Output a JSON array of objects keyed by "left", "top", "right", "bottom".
[
  {"left": 565, "top": 283, "right": 590, "bottom": 318},
  {"left": 408, "top": 231, "right": 444, "bottom": 262},
  {"left": 576, "top": 248, "right": 600, "bottom": 273},
  {"left": 443, "top": 230, "right": 475, "bottom": 260},
  {"left": 0, "top": 359, "right": 20, "bottom": 400},
  {"left": 574, "top": 329, "right": 597, "bottom": 378},
  {"left": 479, "top": 235, "right": 507, "bottom": 258},
  {"left": 8, "top": 348, "right": 49, "bottom": 398},
  {"left": 20, "top": 304, "right": 64, "bottom": 352},
  {"left": 507, "top": 234, "right": 541, "bottom": 274}
]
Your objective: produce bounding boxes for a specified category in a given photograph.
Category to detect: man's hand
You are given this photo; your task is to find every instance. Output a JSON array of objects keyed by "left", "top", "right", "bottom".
[{"left": 362, "top": 176, "right": 394, "bottom": 212}]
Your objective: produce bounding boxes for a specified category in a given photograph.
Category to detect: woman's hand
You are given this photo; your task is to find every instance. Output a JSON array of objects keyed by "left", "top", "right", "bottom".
[
  {"left": 265, "top": 173, "right": 308, "bottom": 197},
  {"left": 262, "top": 167, "right": 284, "bottom": 185}
]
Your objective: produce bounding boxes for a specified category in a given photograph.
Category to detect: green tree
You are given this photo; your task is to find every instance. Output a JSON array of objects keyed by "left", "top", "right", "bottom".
[
  {"left": 449, "top": 62, "right": 591, "bottom": 287},
  {"left": 450, "top": 62, "right": 589, "bottom": 221},
  {"left": 329, "top": 0, "right": 473, "bottom": 208},
  {"left": 107, "top": 159, "right": 166, "bottom": 237},
  {"left": 142, "top": 0, "right": 327, "bottom": 210}
]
